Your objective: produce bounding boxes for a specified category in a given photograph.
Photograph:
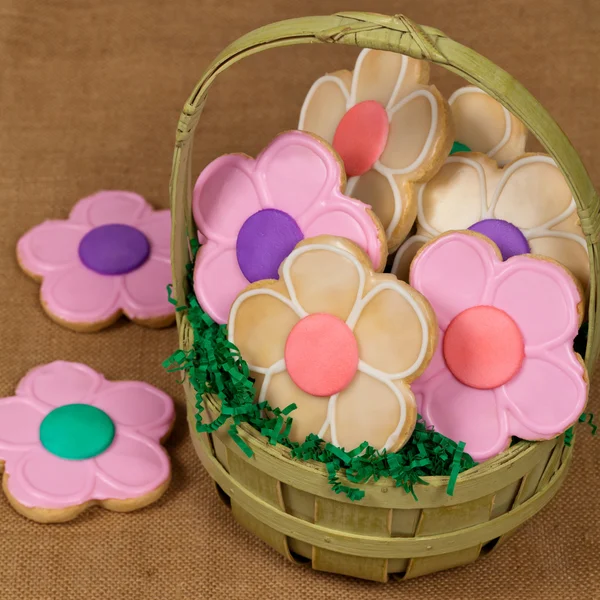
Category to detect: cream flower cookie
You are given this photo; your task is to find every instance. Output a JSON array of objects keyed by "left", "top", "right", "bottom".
[
  {"left": 449, "top": 86, "right": 528, "bottom": 165},
  {"left": 228, "top": 236, "right": 437, "bottom": 452},
  {"left": 393, "top": 153, "right": 589, "bottom": 291},
  {"left": 299, "top": 49, "right": 453, "bottom": 250}
]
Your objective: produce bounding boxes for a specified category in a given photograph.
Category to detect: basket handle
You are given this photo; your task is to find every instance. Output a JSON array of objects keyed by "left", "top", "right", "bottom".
[{"left": 170, "top": 12, "right": 600, "bottom": 370}]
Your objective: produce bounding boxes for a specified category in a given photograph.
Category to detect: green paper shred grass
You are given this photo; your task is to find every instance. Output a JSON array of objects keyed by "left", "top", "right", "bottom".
[
  {"left": 450, "top": 140, "right": 471, "bottom": 154},
  {"left": 163, "top": 258, "right": 477, "bottom": 501},
  {"left": 564, "top": 412, "right": 597, "bottom": 447}
]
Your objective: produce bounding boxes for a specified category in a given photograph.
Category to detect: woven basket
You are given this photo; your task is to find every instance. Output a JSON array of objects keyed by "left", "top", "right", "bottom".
[{"left": 170, "top": 12, "right": 599, "bottom": 582}]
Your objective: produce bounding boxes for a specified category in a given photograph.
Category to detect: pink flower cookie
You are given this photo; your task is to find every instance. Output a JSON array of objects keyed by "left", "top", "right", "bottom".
[
  {"left": 393, "top": 153, "right": 589, "bottom": 292},
  {"left": 228, "top": 236, "right": 437, "bottom": 452},
  {"left": 193, "top": 131, "right": 387, "bottom": 325},
  {"left": 299, "top": 49, "right": 453, "bottom": 249},
  {"left": 0, "top": 361, "right": 174, "bottom": 523},
  {"left": 449, "top": 86, "right": 528, "bottom": 165},
  {"left": 17, "top": 191, "right": 174, "bottom": 332},
  {"left": 409, "top": 231, "right": 588, "bottom": 462}
]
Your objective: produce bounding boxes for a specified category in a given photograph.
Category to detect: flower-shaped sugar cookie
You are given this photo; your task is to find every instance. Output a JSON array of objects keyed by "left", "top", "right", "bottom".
[
  {"left": 449, "top": 87, "right": 527, "bottom": 165},
  {"left": 228, "top": 236, "right": 437, "bottom": 452},
  {"left": 17, "top": 191, "right": 174, "bottom": 332},
  {"left": 299, "top": 49, "right": 453, "bottom": 250},
  {"left": 393, "top": 153, "right": 589, "bottom": 290},
  {"left": 193, "top": 131, "right": 387, "bottom": 324},
  {"left": 409, "top": 232, "right": 587, "bottom": 462},
  {"left": 0, "top": 361, "right": 174, "bottom": 523}
]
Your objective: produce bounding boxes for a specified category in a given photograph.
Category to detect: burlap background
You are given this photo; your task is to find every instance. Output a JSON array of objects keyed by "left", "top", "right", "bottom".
[{"left": 1, "top": 0, "right": 598, "bottom": 598}]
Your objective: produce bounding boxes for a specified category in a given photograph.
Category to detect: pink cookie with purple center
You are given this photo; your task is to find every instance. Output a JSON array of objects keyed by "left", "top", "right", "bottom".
[
  {"left": 0, "top": 361, "right": 174, "bottom": 523},
  {"left": 192, "top": 130, "right": 387, "bottom": 324},
  {"left": 17, "top": 191, "right": 174, "bottom": 332},
  {"left": 409, "top": 231, "right": 588, "bottom": 462}
]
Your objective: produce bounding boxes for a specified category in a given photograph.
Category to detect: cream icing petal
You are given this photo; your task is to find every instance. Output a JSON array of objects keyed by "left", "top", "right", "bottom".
[
  {"left": 491, "top": 257, "right": 581, "bottom": 349},
  {"left": 69, "top": 191, "right": 151, "bottom": 226},
  {"left": 40, "top": 263, "right": 122, "bottom": 325},
  {"left": 6, "top": 448, "right": 96, "bottom": 509},
  {"left": 92, "top": 382, "right": 174, "bottom": 441},
  {"left": 93, "top": 431, "right": 170, "bottom": 499},
  {"left": 392, "top": 234, "right": 429, "bottom": 282},
  {"left": 193, "top": 242, "right": 248, "bottom": 325},
  {"left": 138, "top": 210, "right": 171, "bottom": 259},
  {"left": 121, "top": 256, "right": 174, "bottom": 321},
  {"left": 17, "top": 221, "right": 88, "bottom": 277},
  {"left": 192, "top": 154, "right": 260, "bottom": 243},
  {"left": 16, "top": 361, "right": 103, "bottom": 409},
  {"left": 299, "top": 71, "right": 351, "bottom": 144},
  {"left": 228, "top": 290, "right": 300, "bottom": 372},
  {"left": 258, "top": 131, "right": 341, "bottom": 219},
  {"left": 348, "top": 169, "right": 397, "bottom": 235}
]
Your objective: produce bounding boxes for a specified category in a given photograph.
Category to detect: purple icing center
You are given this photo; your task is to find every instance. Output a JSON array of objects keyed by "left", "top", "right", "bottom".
[
  {"left": 468, "top": 219, "right": 530, "bottom": 260},
  {"left": 236, "top": 209, "right": 304, "bottom": 282},
  {"left": 78, "top": 224, "right": 150, "bottom": 275}
]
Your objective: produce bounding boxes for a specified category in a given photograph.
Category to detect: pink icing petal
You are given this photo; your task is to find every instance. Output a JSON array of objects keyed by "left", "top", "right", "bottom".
[
  {"left": 16, "top": 361, "right": 103, "bottom": 409},
  {"left": 93, "top": 382, "right": 174, "bottom": 441},
  {"left": 418, "top": 373, "right": 509, "bottom": 462},
  {"left": 41, "top": 263, "right": 122, "bottom": 325},
  {"left": 410, "top": 233, "right": 496, "bottom": 330},
  {"left": 138, "top": 210, "right": 171, "bottom": 259},
  {"left": 491, "top": 257, "right": 582, "bottom": 349},
  {"left": 192, "top": 154, "right": 261, "bottom": 243},
  {"left": 258, "top": 131, "right": 342, "bottom": 219},
  {"left": 299, "top": 201, "right": 382, "bottom": 270},
  {"left": 6, "top": 449, "right": 96, "bottom": 509},
  {"left": 121, "top": 256, "right": 174, "bottom": 321},
  {"left": 503, "top": 349, "right": 587, "bottom": 438},
  {"left": 193, "top": 241, "right": 248, "bottom": 325},
  {"left": 69, "top": 191, "right": 151, "bottom": 227},
  {"left": 17, "top": 221, "right": 88, "bottom": 277},
  {"left": 93, "top": 431, "right": 170, "bottom": 499}
]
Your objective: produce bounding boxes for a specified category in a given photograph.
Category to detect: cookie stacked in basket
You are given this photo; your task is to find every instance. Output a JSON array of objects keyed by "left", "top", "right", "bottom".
[{"left": 190, "top": 49, "right": 589, "bottom": 464}]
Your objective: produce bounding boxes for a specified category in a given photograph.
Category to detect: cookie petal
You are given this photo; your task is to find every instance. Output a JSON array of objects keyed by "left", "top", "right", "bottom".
[
  {"left": 7, "top": 449, "right": 96, "bottom": 509},
  {"left": 121, "top": 256, "right": 174, "bottom": 321},
  {"left": 284, "top": 243, "right": 364, "bottom": 321},
  {"left": 503, "top": 351, "right": 587, "bottom": 437},
  {"left": 192, "top": 154, "right": 260, "bottom": 243},
  {"left": 138, "top": 210, "right": 171, "bottom": 259},
  {"left": 418, "top": 373, "right": 508, "bottom": 462},
  {"left": 410, "top": 233, "right": 495, "bottom": 330},
  {"left": 93, "top": 432, "right": 170, "bottom": 499},
  {"left": 491, "top": 257, "right": 581, "bottom": 349},
  {"left": 392, "top": 234, "right": 429, "bottom": 282},
  {"left": 0, "top": 398, "right": 45, "bottom": 468},
  {"left": 17, "top": 221, "right": 88, "bottom": 277},
  {"left": 259, "top": 131, "right": 342, "bottom": 219},
  {"left": 262, "top": 370, "right": 329, "bottom": 444},
  {"left": 41, "top": 264, "right": 122, "bottom": 325},
  {"left": 229, "top": 289, "right": 300, "bottom": 372},
  {"left": 332, "top": 371, "right": 416, "bottom": 452},
  {"left": 353, "top": 283, "right": 430, "bottom": 379},
  {"left": 70, "top": 191, "right": 151, "bottom": 226},
  {"left": 16, "top": 361, "right": 103, "bottom": 409},
  {"left": 193, "top": 241, "right": 247, "bottom": 325},
  {"left": 93, "top": 383, "right": 174, "bottom": 441},
  {"left": 299, "top": 71, "right": 351, "bottom": 144}
]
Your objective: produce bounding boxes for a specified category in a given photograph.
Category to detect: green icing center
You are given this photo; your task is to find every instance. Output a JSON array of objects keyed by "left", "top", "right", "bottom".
[
  {"left": 39, "top": 404, "right": 115, "bottom": 460},
  {"left": 450, "top": 140, "right": 472, "bottom": 155}
]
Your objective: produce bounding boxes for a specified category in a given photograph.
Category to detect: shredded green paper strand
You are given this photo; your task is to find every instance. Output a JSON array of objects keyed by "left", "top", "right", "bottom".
[{"left": 163, "top": 253, "right": 477, "bottom": 501}]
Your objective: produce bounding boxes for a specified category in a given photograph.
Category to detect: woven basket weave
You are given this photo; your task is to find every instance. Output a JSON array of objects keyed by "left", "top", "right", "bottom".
[{"left": 170, "top": 12, "right": 599, "bottom": 582}]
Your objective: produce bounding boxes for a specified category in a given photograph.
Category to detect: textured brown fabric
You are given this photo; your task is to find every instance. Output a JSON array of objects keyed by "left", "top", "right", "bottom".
[{"left": 0, "top": 0, "right": 599, "bottom": 598}]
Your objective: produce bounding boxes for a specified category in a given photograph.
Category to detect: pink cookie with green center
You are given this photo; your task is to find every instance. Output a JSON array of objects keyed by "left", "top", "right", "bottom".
[
  {"left": 409, "top": 231, "right": 588, "bottom": 462},
  {"left": 192, "top": 130, "right": 387, "bottom": 325},
  {"left": 17, "top": 191, "right": 174, "bottom": 332},
  {"left": 0, "top": 361, "right": 175, "bottom": 523}
]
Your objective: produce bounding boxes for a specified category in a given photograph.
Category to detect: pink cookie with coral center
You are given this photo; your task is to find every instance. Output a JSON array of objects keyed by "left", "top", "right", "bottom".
[
  {"left": 17, "top": 191, "right": 175, "bottom": 332},
  {"left": 0, "top": 361, "right": 175, "bottom": 523}
]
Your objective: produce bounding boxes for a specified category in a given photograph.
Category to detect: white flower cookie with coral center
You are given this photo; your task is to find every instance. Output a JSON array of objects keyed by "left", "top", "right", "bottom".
[
  {"left": 228, "top": 235, "right": 437, "bottom": 452},
  {"left": 393, "top": 153, "right": 589, "bottom": 292},
  {"left": 299, "top": 49, "right": 453, "bottom": 250},
  {"left": 449, "top": 86, "right": 527, "bottom": 165}
]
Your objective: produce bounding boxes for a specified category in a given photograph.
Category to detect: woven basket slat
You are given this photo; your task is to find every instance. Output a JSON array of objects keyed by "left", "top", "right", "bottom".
[{"left": 173, "top": 12, "right": 596, "bottom": 580}]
